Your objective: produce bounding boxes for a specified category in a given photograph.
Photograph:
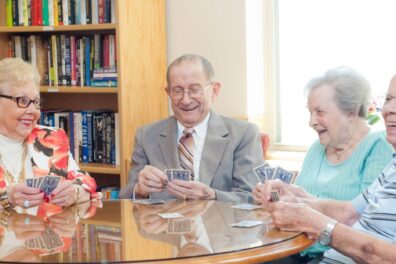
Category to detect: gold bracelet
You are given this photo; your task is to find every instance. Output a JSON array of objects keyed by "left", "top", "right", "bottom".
[{"left": 0, "top": 191, "right": 13, "bottom": 210}]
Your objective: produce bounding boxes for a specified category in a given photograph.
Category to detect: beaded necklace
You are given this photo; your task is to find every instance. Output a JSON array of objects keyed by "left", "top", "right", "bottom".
[{"left": 0, "top": 143, "right": 28, "bottom": 185}]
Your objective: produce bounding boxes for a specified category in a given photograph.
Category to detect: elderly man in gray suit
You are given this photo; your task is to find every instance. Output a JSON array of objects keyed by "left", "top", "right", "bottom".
[{"left": 119, "top": 54, "right": 264, "bottom": 203}]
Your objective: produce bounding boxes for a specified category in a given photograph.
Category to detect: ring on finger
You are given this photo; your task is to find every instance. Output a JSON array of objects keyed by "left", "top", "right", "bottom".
[{"left": 23, "top": 199, "right": 30, "bottom": 208}]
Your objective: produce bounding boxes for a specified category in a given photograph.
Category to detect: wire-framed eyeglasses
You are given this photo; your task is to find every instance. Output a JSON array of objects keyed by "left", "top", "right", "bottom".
[
  {"left": 0, "top": 94, "right": 44, "bottom": 110},
  {"left": 169, "top": 83, "right": 212, "bottom": 100}
]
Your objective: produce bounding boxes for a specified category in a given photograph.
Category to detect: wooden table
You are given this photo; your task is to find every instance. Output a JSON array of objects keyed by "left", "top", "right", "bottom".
[{"left": 0, "top": 199, "right": 313, "bottom": 263}]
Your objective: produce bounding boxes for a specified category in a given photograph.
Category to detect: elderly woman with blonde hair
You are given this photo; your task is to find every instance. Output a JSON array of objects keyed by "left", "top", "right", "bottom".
[{"left": 0, "top": 57, "right": 99, "bottom": 210}]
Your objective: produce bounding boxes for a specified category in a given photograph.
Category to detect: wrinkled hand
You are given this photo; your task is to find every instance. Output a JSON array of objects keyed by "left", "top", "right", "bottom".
[
  {"left": 167, "top": 180, "right": 215, "bottom": 200},
  {"left": 254, "top": 180, "right": 312, "bottom": 208},
  {"left": 136, "top": 165, "right": 167, "bottom": 197},
  {"left": 49, "top": 180, "right": 76, "bottom": 207},
  {"left": 267, "top": 201, "right": 330, "bottom": 239},
  {"left": 8, "top": 183, "right": 44, "bottom": 208},
  {"left": 8, "top": 213, "right": 46, "bottom": 241}
]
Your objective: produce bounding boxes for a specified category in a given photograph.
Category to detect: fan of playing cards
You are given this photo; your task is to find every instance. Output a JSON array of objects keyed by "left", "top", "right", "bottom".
[
  {"left": 25, "top": 226, "right": 64, "bottom": 252},
  {"left": 253, "top": 163, "right": 296, "bottom": 184},
  {"left": 26, "top": 176, "right": 61, "bottom": 197}
]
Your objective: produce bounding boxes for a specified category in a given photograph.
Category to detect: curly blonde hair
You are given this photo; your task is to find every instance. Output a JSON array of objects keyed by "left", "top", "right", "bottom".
[{"left": 0, "top": 58, "right": 40, "bottom": 93}]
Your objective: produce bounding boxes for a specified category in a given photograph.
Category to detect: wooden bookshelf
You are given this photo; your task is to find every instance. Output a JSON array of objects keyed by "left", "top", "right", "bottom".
[{"left": 0, "top": 0, "right": 168, "bottom": 188}]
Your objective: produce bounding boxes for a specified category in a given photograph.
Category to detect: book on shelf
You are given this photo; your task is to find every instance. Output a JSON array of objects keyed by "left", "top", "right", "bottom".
[{"left": 4, "top": 0, "right": 116, "bottom": 26}]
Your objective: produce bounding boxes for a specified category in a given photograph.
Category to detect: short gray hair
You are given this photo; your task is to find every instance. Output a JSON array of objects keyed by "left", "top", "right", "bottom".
[
  {"left": 0, "top": 57, "right": 40, "bottom": 93},
  {"left": 166, "top": 54, "right": 214, "bottom": 87},
  {"left": 305, "top": 66, "right": 371, "bottom": 118}
]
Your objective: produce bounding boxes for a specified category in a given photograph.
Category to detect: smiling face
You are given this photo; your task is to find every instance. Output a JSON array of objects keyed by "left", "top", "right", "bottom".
[
  {"left": 0, "top": 81, "right": 40, "bottom": 140},
  {"left": 166, "top": 60, "right": 220, "bottom": 128},
  {"left": 307, "top": 84, "right": 352, "bottom": 148},
  {"left": 382, "top": 75, "right": 396, "bottom": 149}
]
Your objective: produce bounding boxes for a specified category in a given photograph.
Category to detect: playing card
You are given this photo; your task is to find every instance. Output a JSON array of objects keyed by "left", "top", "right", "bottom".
[
  {"left": 165, "top": 169, "right": 173, "bottom": 182},
  {"left": 172, "top": 169, "right": 190, "bottom": 181},
  {"left": 158, "top": 212, "right": 184, "bottom": 219},
  {"left": 232, "top": 204, "right": 263, "bottom": 210},
  {"left": 36, "top": 177, "right": 45, "bottom": 189},
  {"left": 134, "top": 199, "right": 166, "bottom": 205},
  {"left": 270, "top": 191, "right": 280, "bottom": 202},
  {"left": 253, "top": 163, "right": 268, "bottom": 183},
  {"left": 26, "top": 178, "right": 34, "bottom": 187},
  {"left": 265, "top": 167, "right": 276, "bottom": 180},
  {"left": 273, "top": 167, "right": 296, "bottom": 184},
  {"left": 41, "top": 228, "right": 64, "bottom": 250},
  {"left": 40, "top": 176, "right": 61, "bottom": 195},
  {"left": 230, "top": 220, "right": 264, "bottom": 228},
  {"left": 167, "top": 218, "right": 192, "bottom": 234}
]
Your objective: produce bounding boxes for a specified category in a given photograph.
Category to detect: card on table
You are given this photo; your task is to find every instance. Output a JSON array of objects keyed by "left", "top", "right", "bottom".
[
  {"left": 232, "top": 203, "right": 263, "bottom": 210},
  {"left": 158, "top": 212, "right": 184, "bottom": 219},
  {"left": 273, "top": 167, "right": 296, "bottom": 184},
  {"left": 134, "top": 199, "right": 166, "bottom": 205},
  {"left": 253, "top": 163, "right": 268, "bottom": 183},
  {"left": 230, "top": 220, "right": 264, "bottom": 228}
]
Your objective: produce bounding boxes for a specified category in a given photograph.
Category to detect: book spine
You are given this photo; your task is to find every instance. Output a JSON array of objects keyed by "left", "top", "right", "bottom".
[
  {"left": 98, "top": 0, "right": 104, "bottom": 24},
  {"left": 12, "top": 0, "right": 19, "bottom": 26},
  {"left": 18, "top": 0, "right": 24, "bottom": 26},
  {"left": 57, "top": 0, "right": 63, "bottom": 25},
  {"left": 6, "top": 0, "right": 13, "bottom": 27},
  {"left": 41, "top": 0, "right": 49, "bottom": 26},
  {"left": 87, "top": 112, "right": 93, "bottom": 163},
  {"left": 48, "top": 0, "right": 54, "bottom": 25},
  {"left": 85, "top": 36, "right": 91, "bottom": 86},
  {"left": 70, "top": 35, "right": 76, "bottom": 85},
  {"left": 53, "top": 0, "right": 58, "bottom": 26},
  {"left": 65, "top": 35, "right": 71, "bottom": 85},
  {"left": 62, "top": 0, "right": 68, "bottom": 25},
  {"left": 36, "top": 0, "right": 42, "bottom": 25},
  {"left": 110, "top": 0, "right": 115, "bottom": 23},
  {"left": 91, "top": 0, "right": 98, "bottom": 24},
  {"left": 23, "top": 0, "right": 29, "bottom": 26},
  {"left": 81, "top": 111, "right": 89, "bottom": 163}
]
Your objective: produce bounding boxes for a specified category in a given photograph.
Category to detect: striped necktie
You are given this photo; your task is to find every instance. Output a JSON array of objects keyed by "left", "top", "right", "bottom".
[{"left": 178, "top": 128, "right": 195, "bottom": 180}]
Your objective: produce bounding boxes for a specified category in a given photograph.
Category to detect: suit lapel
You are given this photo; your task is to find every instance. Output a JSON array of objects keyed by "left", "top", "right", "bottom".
[
  {"left": 200, "top": 113, "right": 229, "bottom": 186},
  {"left": 159, "top": 117, "right": 180, "bottom": 168}
]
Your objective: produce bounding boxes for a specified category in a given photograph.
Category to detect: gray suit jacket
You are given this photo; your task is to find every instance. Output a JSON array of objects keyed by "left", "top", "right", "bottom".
[{"left": 119, "top": 112, "right": 264, "bottom": 203}]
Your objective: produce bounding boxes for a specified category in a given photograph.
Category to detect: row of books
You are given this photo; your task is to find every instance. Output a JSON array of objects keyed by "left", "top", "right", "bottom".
[
  {"left": 100, "top": 186, "right": 119, "bottom": 200},
  {"left": 40, "top": 110, "right": 120, "bottom": 165},
  {"left": 5, "top": 0, "right": 116, "bottom": 27},
  {"left": 9, "top": 33, "right": 117, "bottom": 87}
]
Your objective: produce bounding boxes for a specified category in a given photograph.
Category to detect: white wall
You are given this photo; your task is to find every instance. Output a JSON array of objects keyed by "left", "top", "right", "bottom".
[{"left": 166, "top": 0, "right": 247, "bottom": 117}]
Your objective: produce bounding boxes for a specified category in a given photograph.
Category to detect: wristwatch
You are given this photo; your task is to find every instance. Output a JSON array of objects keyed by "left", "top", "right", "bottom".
[{"left": 318, "top": 219, "right": 338, "bottom": 246}]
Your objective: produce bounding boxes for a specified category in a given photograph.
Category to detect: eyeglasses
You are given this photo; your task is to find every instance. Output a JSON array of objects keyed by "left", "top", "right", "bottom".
[
  {"left": 0, "top": 94, "right": 44, "bottom": 110},
  {"left": 169, "top": 83, "right": 212, "bottom": 100}
]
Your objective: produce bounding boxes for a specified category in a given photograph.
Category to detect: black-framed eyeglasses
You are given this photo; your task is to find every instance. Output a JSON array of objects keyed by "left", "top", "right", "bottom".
[
  {"left": 0, "top": 94, "right": 44, "bottom": 110},
  {"left": 169, "top": 83, "right": 212, "bottom": 100}
]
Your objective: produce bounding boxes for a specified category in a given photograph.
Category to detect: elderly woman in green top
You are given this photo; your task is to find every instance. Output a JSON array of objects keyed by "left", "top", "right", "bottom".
[{"left": 255, "top": 66, "right": 393, "bottom": 259}]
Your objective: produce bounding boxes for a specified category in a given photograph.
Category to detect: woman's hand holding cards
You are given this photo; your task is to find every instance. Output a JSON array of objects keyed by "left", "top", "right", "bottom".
[{"left": 8, "top": 183, "right": 44, "bottom": 208}]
